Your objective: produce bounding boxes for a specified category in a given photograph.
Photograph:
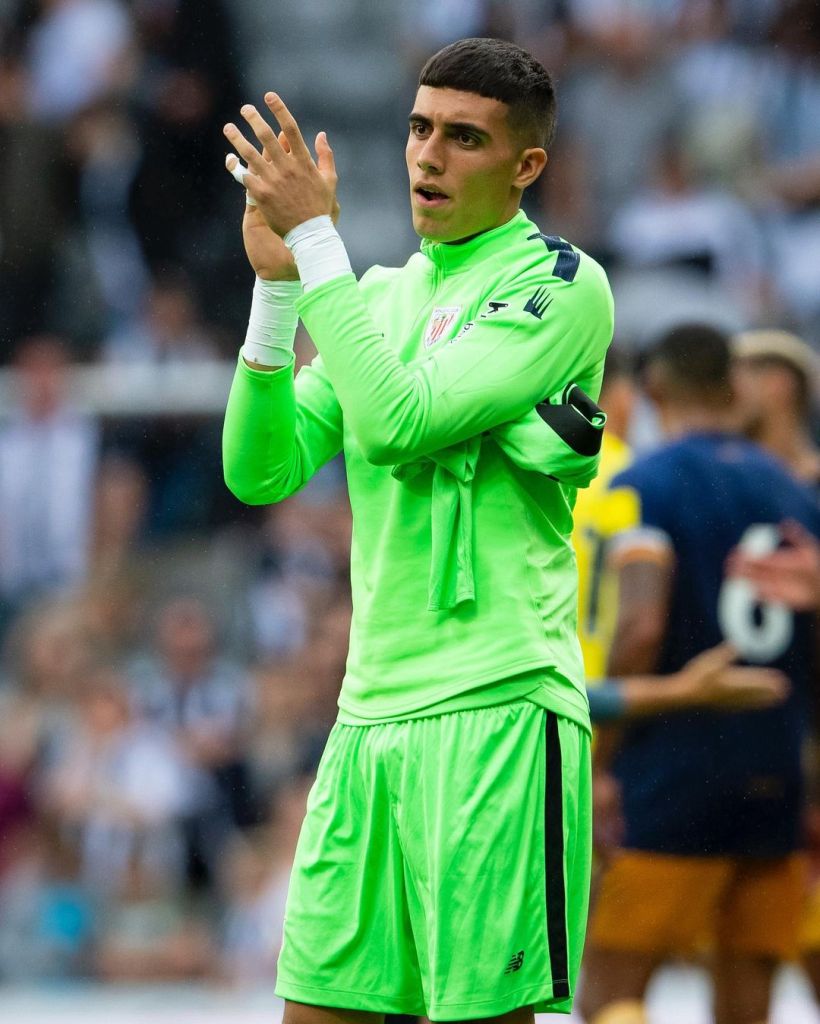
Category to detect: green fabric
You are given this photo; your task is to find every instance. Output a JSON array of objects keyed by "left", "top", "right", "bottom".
[
  {"left": 275, "top": 702, "right": 592, "bottom": 1019},
  {"left": 223, "top": 209, "right": 614, "bottom": 729},
  {"left": 335, "top": 664, "right": 592, "bottom": 735},
  {"left": 392, "top": 383, "right": 606, "bottom": 611}
]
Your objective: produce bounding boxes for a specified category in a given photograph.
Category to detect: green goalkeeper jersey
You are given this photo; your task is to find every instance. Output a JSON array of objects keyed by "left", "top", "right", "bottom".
[{"left": 223, "top": 210, "right": 613, "bottom": 732}]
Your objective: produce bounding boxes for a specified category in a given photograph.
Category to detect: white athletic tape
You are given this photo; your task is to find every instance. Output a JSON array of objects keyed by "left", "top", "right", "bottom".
[{"left": 225, "top": 155, "right": 257, "bottom": 206}]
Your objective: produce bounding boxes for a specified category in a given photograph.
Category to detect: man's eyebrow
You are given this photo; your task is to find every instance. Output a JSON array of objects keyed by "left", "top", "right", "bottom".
[{"left": 408, "top": 112, "right": 491, "bottom": 139}]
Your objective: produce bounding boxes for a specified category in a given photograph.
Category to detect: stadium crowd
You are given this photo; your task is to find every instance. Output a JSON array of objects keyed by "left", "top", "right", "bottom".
[{"left": 0, "top": 0, "right": 817, "bottom": 1017}]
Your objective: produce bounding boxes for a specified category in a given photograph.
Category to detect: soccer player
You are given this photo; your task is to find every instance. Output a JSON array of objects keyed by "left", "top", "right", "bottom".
[
  {"left": 221, "top": 37, "right": 614, "bottom": 1023},
  {"left": 572, "top": 352, "right": 787, "bottom": 724},
  {"left": 580, "top": 324, "right": 820, "bottom": 1024}
]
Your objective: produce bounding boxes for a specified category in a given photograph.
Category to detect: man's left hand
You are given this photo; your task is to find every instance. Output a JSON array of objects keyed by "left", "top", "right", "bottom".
[{"left": 224, "top": 93, "right": 337, "bottom": 237}]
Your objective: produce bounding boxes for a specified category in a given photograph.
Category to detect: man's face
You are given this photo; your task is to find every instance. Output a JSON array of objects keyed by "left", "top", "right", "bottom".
[{"left": 406, "top": 86, "right": 543, "bottom": 242}]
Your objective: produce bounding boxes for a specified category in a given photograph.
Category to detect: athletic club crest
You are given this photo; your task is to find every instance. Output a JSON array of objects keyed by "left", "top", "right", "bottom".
[{"left": 424, "top": 306, "right": 461, "bottom": 348}]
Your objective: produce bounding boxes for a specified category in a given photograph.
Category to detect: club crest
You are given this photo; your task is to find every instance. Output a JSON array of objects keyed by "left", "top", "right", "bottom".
[{"left": 424, "top": 306, "right": 462, "bottom": 348}]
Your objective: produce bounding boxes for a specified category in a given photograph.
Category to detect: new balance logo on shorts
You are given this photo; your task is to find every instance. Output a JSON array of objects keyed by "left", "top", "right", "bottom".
[{"left": 504, "top": 950, "right": 525, "bottom": 974}]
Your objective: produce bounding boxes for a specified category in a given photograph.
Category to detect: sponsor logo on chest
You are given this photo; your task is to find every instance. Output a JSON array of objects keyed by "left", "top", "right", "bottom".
[{"left": 423, "top": 306, "right": 462, "bottom": 348}]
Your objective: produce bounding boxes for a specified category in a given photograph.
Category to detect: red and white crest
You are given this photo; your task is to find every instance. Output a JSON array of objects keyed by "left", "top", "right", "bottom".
[{"left": 424, "top": 306, "right": 461, "bottom": 348}]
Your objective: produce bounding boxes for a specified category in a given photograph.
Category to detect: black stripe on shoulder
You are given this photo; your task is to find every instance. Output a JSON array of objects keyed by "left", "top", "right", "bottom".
[
  {"left": 535, "top": 384, "right": 605, "bottom": 456},
  {"left": 527, "top": 232, "right": 580, "bottom": 282}
]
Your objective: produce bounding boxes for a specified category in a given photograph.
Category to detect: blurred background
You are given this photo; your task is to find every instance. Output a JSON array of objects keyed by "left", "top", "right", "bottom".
[{"left": 0, "top": 0, "right": 817, "bottom": 1021}]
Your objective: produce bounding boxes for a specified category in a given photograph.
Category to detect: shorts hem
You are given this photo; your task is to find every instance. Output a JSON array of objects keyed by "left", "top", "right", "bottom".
[
  {"left": 275, "top": 977, "right": 424, "bottom": 1015},
  {"left": 429, "top": 983, "right": 571, "bottom": 1020}
]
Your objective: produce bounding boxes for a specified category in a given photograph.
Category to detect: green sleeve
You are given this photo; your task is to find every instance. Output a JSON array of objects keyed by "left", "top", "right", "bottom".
[
  {"left": 222, "top": 351, "right": 343, "bottom": 504},
  {"left": 295, "top": 263, "right": 613, "bottom": 466}
]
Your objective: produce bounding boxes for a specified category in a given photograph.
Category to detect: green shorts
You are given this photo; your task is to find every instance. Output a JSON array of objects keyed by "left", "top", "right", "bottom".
[{"left": 275, "top": 700, "right": 592, "bottom": 1020}]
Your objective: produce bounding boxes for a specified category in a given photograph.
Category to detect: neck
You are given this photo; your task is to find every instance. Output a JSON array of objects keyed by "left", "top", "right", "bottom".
[
  {"left": 659, "top": 405, "right": 736, "bottom": 439},
  {"left": 443, "top": 207, "right": 520, "bottom": 246}
]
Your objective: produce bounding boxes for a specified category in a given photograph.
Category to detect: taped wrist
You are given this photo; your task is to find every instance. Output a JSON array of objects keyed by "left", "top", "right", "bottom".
[
  {"left": 242, "top": 278, "right": 302, "bottom": 367},
  {"left": 284, "top": 215, "right": 352, "bottom": 292}
]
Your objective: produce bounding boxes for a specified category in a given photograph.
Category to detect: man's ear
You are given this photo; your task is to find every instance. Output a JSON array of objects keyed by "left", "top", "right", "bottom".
[
  {"left": 643, "top": 361, "right": 666, "bottom": 406},
  {"left": 514, "top": 147, "right": 548, "bottom": 190}
]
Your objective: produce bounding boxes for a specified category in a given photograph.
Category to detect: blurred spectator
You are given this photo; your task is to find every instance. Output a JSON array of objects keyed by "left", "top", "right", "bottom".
[
  {"left": 128, "top": 597, "right": 256, "bottom": 887},
  {"left": 128, "top": 0, "right": 241, "bottom": 272},
  {"left": 755, "top": 0, "right": 820, "bottom": 334},
  {"left": 102, "top": 269, "right": 218, "bottom": 365},
  {"left": 542, "top": 9, "right": 685, "bottom": 252},
  {"left": 43, "top": 665, "right": 199, "bottom": 897},
  {"left": 733, "top": 328, "right": 820, "bottom": 488},
  {"left": 0, "top": 54, "right": 74, "bottom": 343},
  {"left": 0, "top": 596, "right": 97, "bottom": 882},
  {"left": 93, "top": 849, "right": 215, "bottom": 981},
  {"left": 246, "top": 660, "right": 313, "bottom": 800},
  {"left": 24, "top": 0, "right": 134, "bottom": 123},
  {"left": 89, "top": 455, "right": 150, "bottom": 579},
  {"left": 0, "top": 815, "right": 95, "bottom": 981},
  {"left": 0, "top": 337, "right": 99, "bottom": 630},
  {"left": 70, "top": 99, "right": 150, "bottom": 328},
  {"left": 247, "top": 477, "right": 350, "bottom": 661},
  {"left": 219, "top": 770, "right": 314, "bottom": 987},
  {"left": 609, "top": 131, "right": 768, "bottom": 322},
  {"left": 247, "top": 594, "right": 351, "bottom": 803}
]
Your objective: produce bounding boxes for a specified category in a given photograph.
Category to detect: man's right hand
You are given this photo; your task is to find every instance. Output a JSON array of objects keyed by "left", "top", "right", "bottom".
[{"left": 227, "top": 128, "right": 340, "bottom": 282}]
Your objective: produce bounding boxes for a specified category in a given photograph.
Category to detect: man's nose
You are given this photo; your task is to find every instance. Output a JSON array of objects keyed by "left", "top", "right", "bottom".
[{"left": 417, "top": 136, "right": 444, "bottom": 174}]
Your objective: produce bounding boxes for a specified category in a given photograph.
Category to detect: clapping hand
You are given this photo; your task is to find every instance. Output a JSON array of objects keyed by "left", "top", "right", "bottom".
[{"left": 225, "top": 93, "right": 339, "bottom": 239}]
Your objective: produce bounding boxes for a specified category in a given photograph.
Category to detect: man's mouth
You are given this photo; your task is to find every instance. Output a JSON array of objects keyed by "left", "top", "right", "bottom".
[{"left": 414, "top": 185, "right": 450, "bottom": 208}]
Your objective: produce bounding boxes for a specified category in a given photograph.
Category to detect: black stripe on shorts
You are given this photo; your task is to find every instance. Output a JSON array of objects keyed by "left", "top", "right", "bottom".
[{"left": 544, "top": 711, "right": 569, "bottom": 999}]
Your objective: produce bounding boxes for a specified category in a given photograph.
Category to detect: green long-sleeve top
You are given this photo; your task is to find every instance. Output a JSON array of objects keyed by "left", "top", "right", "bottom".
[{"left": 223, "top": 210, "right": 614, "bottom": 731}]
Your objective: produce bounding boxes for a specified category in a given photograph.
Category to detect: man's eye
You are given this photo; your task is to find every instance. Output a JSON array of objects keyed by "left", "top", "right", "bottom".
[
  {"left": 458, "top": 133, "right": 478, "bottom": 146},
  {"left": 411, "top": 123, "right": 429, "bottom": 137}
]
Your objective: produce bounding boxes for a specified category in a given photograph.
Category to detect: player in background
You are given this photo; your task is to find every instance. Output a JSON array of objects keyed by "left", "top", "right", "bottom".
[
  {"left": 579, "top": 324, "right": 820, "bottom": 1024},
  {"left": 222, "top": 38, "right": 613, "bottom": 1024},
  {"left": 732, "top": 329, "right": 820, "bottom": 492},
  {"left": 572, "top": 349, "right": 786, "bottom": 725}
]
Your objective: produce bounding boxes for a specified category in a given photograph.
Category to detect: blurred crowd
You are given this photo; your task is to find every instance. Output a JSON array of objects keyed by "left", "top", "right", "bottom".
[{"left": 0, "top": 0, "right": 817, "bottom": 1010}]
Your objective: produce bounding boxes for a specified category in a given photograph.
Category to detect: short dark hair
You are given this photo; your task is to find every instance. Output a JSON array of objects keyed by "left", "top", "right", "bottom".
[
  {"left": 645, "top": 323, "right": 733, "bottom": 405},
  {"left": 419, "top": 37, "right": 557, "bottom": 149}
]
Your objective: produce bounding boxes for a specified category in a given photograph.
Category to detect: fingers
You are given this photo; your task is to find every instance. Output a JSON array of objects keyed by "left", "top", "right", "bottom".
[
  {"left": 693, "top": 640, "right": 737, "bottom": 675},
  {"left": 225, "top": 154, "right": 258, "bottom": 207},
  {"left": 264, "top": 92, "right": 312, "bottom": 161},
  {"left": 240, "top": 103, "right": 282, "bottom": 163},
  {"left": 315, "top": 131, "right": 336, "bottom": 179},
  {"left": 226, "top": 153, "right": 244, "bottom": 183},
  {"left": 719, "top": 667, "right": 789, "bottom": 707},
  {"left": 223, "top": 121, "right": 268, "bottom": 175}
]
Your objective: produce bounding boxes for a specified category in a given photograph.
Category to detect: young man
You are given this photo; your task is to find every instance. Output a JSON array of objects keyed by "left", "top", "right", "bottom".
[
  {"left": 221, "top": 38, "right": 613, "bottom": 1024},
  {"left": 581, "top": 324, "right": 820, "bottom": 1024}
]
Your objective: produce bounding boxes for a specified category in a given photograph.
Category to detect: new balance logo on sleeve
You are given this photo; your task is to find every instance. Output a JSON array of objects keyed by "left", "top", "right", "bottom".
[
  {"left": 504, "top": 950, "right": 525, "bottom": 974},
  {"left": 524, "top": 287, "right": 552, "bottom": 320}
]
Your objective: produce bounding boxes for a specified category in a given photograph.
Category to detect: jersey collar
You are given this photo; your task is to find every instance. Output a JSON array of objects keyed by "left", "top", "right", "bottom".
[{"left": 420, "top": 209, "right": 530, "bottom": 275}]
